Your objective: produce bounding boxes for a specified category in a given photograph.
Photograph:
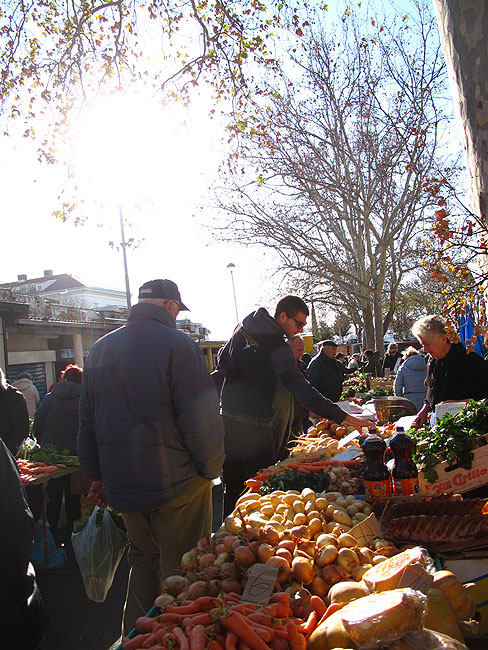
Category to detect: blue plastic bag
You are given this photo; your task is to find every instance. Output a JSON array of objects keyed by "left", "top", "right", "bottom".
[{"left": 31, "top": 522, "right": 67, "bottom": 570}]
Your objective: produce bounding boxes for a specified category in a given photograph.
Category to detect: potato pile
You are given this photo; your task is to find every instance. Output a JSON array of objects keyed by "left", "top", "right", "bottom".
[
  {"left": 155, "top": 489, "right": 400, "bottom": 608},
  {"left": 225, "top": 488, "right": 372, "bottom": 534}
]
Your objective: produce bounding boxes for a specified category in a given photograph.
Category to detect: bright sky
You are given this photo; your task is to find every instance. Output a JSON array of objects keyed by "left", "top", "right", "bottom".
[
  {"left": 0, "top": 89, "right": 283, "bottom": 341},
  {"left": 0, "top": 0, "right": 464, "bottom": 342}
]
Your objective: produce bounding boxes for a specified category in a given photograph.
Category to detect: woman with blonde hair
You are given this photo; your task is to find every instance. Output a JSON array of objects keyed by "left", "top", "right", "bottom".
[
  {"left": 393, "top": 347, "right": 427, "bottom": 410},
  {"left": 382, "top": 342, "right": 402, "bottom": 377}
]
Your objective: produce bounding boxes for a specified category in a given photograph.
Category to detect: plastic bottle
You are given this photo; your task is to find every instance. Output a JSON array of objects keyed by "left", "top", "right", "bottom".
[
  {"left": 390, "top": 426, "right": 419, "bottom": 495},
  {"left": 362, "top": 428, "right": 392, "bottom": 502}
]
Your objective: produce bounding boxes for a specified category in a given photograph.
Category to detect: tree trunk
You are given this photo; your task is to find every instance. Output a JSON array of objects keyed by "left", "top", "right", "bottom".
[
  {"left": 373, "top": 291, "right": 385, "bottom": 354},
  {"left": 433, "top": 0, "right": 488, "bottom": 223},
  {"left": 362, "top": 305, "right": 375, "bottom": 350}
]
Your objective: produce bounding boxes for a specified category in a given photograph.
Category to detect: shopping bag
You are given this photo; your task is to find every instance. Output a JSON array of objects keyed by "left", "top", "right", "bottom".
[
  {"left": 31, "top": 522, "right": 67, "bottom": 570},
  {"left": 71, "top": 506, "right": 128, "bottom": 602}
]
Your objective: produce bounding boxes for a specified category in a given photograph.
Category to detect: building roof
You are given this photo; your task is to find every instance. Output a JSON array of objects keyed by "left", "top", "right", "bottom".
[
  {"left": 0, "top": 273, "right": 126, "bottom": 297},
  {"left": 0, "top": 273, "right": 84, "bottom": 292}
]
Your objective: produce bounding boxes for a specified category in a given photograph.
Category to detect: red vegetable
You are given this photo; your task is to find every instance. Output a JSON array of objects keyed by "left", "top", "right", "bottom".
[
  {"left": 122, "top": 633, "right": 152, "bottom": 650},
  {"left": 167, "top": 597, "right": 219, "bottom": 614},
  {"left": 173, "top": 627, "right": 189, "bottom": 650},
  {"left": 189, "top": 624, "right": 206, "bottom": 650},
  {"left": 135, "top": 616, "right": 159, "bottom": 633}
]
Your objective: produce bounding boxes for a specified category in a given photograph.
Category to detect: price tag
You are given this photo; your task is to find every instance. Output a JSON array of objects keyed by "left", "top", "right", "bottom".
[
  {"left": 338, "top": 430, "right": 361, "bottom": 449},
  {"left": 241, "top": 563, "right": 279, "bottom": 606},
  {"left": 332, "top": 448, "right": 363, "bottom": 462},
  {"left": 397, "top": 563, "right": 433, "bottom": 594},
  {"left": 349, "top": 513, "right": 381, "bottom": 546}
]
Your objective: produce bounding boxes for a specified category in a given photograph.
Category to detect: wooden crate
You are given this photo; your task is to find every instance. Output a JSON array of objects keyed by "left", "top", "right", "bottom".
[
  {"left": 369, "top": 378, "right": 394, "bottom": 391},
  {"left": 419, "top": 436, "right": 488, "bottom": 495}
]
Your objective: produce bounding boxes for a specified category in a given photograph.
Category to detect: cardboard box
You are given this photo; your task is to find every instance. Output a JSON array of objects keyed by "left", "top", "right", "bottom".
[
  {"left": 419, "top": 437, "right": 488, "bottom": 496},
  {"left": 444, "top": 558, "right": 488, "bottom": 636}
]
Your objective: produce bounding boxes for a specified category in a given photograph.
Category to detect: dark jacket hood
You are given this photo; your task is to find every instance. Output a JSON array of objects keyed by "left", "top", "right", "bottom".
[
  {"left": 51, "top": 381, "right": 81, "bottom": 400},
  {"left": 242, "top": 307, "right": 283, "bottom": 337}
]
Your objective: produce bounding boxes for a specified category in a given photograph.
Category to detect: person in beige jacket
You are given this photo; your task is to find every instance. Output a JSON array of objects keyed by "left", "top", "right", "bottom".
[{"left": 13, "top": 373, "right": 40, "bottom": 419}]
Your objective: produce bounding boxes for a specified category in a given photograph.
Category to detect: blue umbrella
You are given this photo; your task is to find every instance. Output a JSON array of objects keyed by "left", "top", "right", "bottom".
[{"left": 459, "top": 306, "right": 485, "bottom": 357}]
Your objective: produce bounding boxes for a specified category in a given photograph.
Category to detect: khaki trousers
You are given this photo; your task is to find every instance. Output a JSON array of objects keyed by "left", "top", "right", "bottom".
[{"left": 121, "top": 476, "right": 212, "bottom": 634}]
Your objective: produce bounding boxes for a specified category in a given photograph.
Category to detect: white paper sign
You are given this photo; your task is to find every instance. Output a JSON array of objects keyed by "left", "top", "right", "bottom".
[
  {"left": 332, "top": 447, "right": 363, "bottom": 462},
  {"left": 398, "top": 563, "right": 434, "bottom": 594},
  {"left": 349, "top": 513, "right": 381, "bottom": 546},
  {"left": 338, "top": 430, "right": 361, "bottom": 448},
  {"left": 241, "top": 563, "right": 279, "bottom": 605},
  {"left": 434, "top": 402, "right": 467, "bottom": 422}
]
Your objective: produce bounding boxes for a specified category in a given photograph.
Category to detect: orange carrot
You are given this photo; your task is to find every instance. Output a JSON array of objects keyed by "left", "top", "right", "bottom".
[
  {"left": 189, "top": 624, "right": 206, "bottom": 650},
  {"left": 300, "top": 610, "right": 318, "bottom": 638},
  {"left": 135, "top": 616, "right": 159, "bottom": 633},
  {"left": 221, "top": 613, "right": 270, "bottom": 650},
  {"left": 238, "top": 643, "right": 252, "bottom": 650},
  {"left": 317, "top": 602, "right": 346, "bottom": 628},
  {"left": 310, "top": 596, "right": 326, "bottom": 619},
  {"left": 286, "top": 623, "right": 306, "bottom": 650},
  {"left": 122, "top": 633, "right": 152, "bottom": 650},
  {"left": 270, "top": 639, "right": 288, "bottom": 650},
  {"left": 208, "top": 642, "right": 224, "bottom": 650},
  {"left": 225, "top": 632, "right": 238, "bottom": 650},
  {"left": 274, "top": 602, "right": 291, "bottom": 618},
  {"left": 167, "top": 597, "right": 220, "bottom": 614},
  {"left": 270, "top": 593, "right": 290, "bottom": 604},
  {"left": 173, "top": 626, "right": 189, "bottom": 650}
]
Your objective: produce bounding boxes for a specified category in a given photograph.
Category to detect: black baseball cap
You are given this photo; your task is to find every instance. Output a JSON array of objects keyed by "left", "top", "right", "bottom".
[
  {"left": 321, "top": 340, "right": 338, "bottom": 347},
  {"left": 138, "top": 279, "right": 189, "bottom": 311}
]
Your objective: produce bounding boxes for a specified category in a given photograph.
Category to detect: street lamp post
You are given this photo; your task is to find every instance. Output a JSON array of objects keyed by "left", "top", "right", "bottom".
[
  {"left": 227, "top": 262, "right": 239, "bottom": 323},
  {"left": 119, "top": 205, "right": 132, "bottom": 310}
]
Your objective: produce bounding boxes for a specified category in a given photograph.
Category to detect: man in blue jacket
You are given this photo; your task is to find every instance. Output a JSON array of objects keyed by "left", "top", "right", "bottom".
[
  {"left": 215, "top": 295, "right": 371, "bottom": 515},
  {"left": 78, "top": 279, "right": 225, "bottom": 634}
]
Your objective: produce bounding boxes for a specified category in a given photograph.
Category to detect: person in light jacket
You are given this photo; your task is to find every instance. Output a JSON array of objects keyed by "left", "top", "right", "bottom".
[
  {"left": 393, "top": 347, "right": 427, "bottom": 411},
  {"left": 13, "top": 373, "right": 40, "bottom": 419}
]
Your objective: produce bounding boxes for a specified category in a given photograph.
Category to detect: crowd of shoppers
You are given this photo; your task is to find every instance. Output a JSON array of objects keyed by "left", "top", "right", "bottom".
[{"left": 4, "top": 293, "right": 488, "bottom": 647}]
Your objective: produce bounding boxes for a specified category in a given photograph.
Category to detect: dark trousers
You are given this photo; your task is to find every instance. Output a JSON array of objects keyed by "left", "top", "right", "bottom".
[
  {"left": 47, "top": 475, "right": 81, "bottom": 535},
  {"left": 222, "top": 413, "right": 275, "bottom": 517}
]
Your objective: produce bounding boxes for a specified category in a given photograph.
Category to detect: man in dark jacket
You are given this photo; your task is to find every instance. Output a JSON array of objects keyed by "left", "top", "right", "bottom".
[
  {"left": 412, "top": 314, "right": 488, "bottom": 428},
  {"left": 0, "top": 439, "right": 49, "bottom": 649},
  {"left": 307, "top": 340, "right": 356, "bottom": 402},
  {"left": 78, "top": 279, "right": 225, "bottom": 634},
  {"left": 215, "top": 296, "right": 371, "bottom": 515},
  {"left": 0, "top": 368, "right": 29, "bottom": 455}
]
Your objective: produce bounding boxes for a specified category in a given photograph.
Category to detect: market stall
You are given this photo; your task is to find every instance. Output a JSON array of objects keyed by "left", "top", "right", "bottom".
[
  {"left": 115, "top": 399, "right": 488, "bottom": 650},
  {"left": 17, "top": 450, "right": 81, "bottom": 568}
]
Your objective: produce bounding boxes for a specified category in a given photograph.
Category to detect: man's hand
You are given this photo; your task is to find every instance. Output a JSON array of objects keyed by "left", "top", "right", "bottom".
[
  {"left": 343, "top": 413, "right": 373, "bottom": 432},
  {"left": 87, "top": 480, "right": 108, "bottom": 508},
  {"left": 411, "top": 404, "right": 431, "bottom": 430}
]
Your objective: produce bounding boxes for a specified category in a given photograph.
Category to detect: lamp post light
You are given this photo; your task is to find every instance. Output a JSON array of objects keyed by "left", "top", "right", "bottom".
[
  {"left": 227, "top": 262, "right": 239, "bottom": 323},
  {"left": 119, "top": 205, "right": 132, "bottom": 311}
]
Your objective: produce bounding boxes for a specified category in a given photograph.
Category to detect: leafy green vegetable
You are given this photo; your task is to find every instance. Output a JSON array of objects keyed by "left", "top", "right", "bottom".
[
  {"left": 259, "top": 468, "right": 331, "bottom": 495},
  {"left": 29, "top": 443, "right": 80, "bottom": 466},
  {"left": 74, "top": 506, "right": 126, "bottom": 533},
  {"left": 410, "top": 399, "right": 488, "bottom": 483}
]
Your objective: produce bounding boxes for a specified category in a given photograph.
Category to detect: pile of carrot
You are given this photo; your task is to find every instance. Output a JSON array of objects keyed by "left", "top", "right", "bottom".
[
  {"left": 16, "top": 459, "right": 64, "bottom": 483},
  {"left": 245, "top": 454, "right": 360, "bottom": 492},
  {"left": 121, "top": 592, "right": 328, "bottom": 650}
]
